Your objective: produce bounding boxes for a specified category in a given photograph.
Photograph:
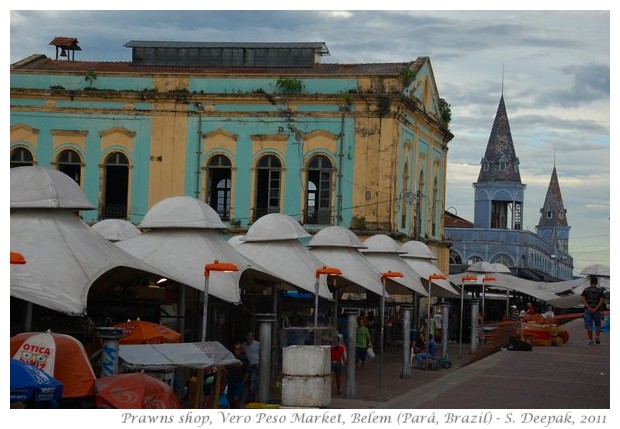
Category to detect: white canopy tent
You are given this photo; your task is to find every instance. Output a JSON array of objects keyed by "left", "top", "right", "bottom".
[
  {"left": 10, "top": 166, "right": 165, "bottom": 315},
  {"left": 119, "top": 341, "right": 240, "bottom": 371},
  {"left": 91, "top": 219, "right": 142, "bottom": 242},
  {"left": 399, "top": 240, "right": 459, "bottom": 298},
  {"left": 359, "top": 235, "right": 427, "bottom": 298},
  {"left": 541, "top": 265, "right": 610, "bottom": 308},
  {"left": 449, "top": 266, "right": 558, "bottom": 303},
  {"left": 307, "top": 226, "right": 386, "bottom": 297},
  {"left": 229, "top": 214, "right": 333, "bottom": 299},
  {"left": 116, "top": 196, "right": 281, "bottom": 303}
]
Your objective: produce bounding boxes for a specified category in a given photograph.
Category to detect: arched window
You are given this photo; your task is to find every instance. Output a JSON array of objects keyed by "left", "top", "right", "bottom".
[
  {"left": 305, "top": 155, "right": 333, "bottom": 225},
  {"left": 449, "top": 250, "right": 463, "bottom": 266},
  {"left": 57, "top": 149, "right": 82, "bottom": 184},
  {"left": 491, "top": 253, "right": 514, "bottom": 268},
  {"left": 206, "top": 155, "right": 232, "bottom": 221},
  {"left": 10, "top": 147, "right": 34, "bottom": 168},
  {"left": 103, "top": 152, "right": 129, "bottom": 219},
  {"left": 254, "top": 155, "right": 281, "bottom": 221},
  {"left": 467, "top": 255, "right": 483, "bottom": 266}
]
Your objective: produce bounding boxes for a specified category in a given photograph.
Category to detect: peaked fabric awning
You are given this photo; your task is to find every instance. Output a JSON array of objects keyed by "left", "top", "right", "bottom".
[
  {"left": 309, "top": 247, "right": 385, "bottom": 297},
  {"left": 117, "top": 229, "right": 276, "bottom": 303},
  {"left": 230, "top": 239, "right": 333, "bottom": 299},
  {"left": 10, "top": 209, "right": 165, "bottom": 315}
]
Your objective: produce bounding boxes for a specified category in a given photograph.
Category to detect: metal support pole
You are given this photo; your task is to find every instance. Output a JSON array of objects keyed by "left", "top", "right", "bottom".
[
  {"left": 441, "top": 303, "right": 450, "bottom": 360},
  {"left": 177, "top": 284, "right": 186, "bottom": 340},
  {"left": 256, "top": 313, "right": 276, "bottom": 404},
  {"left": 459, "top": 284, "right": 465, "bottom": 357},
  {"left": 314, "top": 277, "right": 320, "bottom": 345},
  {"left": 97, "top": 327, "right": 124, "bottom": 377},
  {"left": 344, "top": 308, "right": 359, "bottom": 398},
  {"left": 470, "top": 300, "right": 480, "bottom": 353},
  {"left": 400, "top": 304, "right": 412, "bottom": 379},
  {"left": 379, "top": 278, "right": 386, "bottom": 387}
]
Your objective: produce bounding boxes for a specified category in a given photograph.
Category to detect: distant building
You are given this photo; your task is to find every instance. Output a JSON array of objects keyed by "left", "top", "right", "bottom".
[
  {"left": 446, "top": 95, "right": 573, "bottom": 281},
  {"left": 10, "top": 39, "right": 454, "bottom": 268}
]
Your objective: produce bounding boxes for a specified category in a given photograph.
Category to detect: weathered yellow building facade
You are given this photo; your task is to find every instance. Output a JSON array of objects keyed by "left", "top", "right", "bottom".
[{"left": 10, "top": 41, "right": 453, "bottom": 269}]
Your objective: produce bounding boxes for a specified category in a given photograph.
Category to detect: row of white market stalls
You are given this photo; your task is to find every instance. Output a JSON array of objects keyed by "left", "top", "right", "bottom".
[
  {"left": 11, "top": 167, "right": 607, "bottom": 405},
  {"left": 9, "top": 167, "right": 245, "bottom": 406},
  {"left": 12, "top": 166, "right": 605, "bottom": 325}
]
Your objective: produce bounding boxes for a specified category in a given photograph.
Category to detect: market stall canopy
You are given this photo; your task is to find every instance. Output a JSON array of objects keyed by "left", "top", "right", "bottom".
[
  {"left": 118, "top": 341, "right": 240, "bottom": 371},
  {"left": 116, "top": 196, "right": 282, "bottom": 303},
  {"left": 359, "top": 235, "right": 427, "bottom": 296},
  {"left": 230, "top": 213, "right": 333, "bottom": 299},
  {"left": 450, "top": 263, "right": 558, "bottom": 303},
  {"left": 307, "top": 226, "right": 386, "bottom": 297},
  {"left": 10, "top": 166, "right": 95, "bottom": 209},
  {"left": 10, "top": 167, "right": 167, "bottom": 315},
  {"left": 580, "top": 264, "right": 610, "bottom": 277},
  {"left": 92, "top": 219, "right": 142, "bottom": 242},
  {"left": 542, "top": 276, "right": 610, "bottom": 309},
  {"left": 399, "top": 240, "right": 459, "bottom": 298}
]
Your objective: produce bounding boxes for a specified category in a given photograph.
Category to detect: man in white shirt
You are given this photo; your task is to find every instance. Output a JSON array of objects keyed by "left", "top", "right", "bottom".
[{"left": 242, "top": 332, "right": 260, "bottom": 402}]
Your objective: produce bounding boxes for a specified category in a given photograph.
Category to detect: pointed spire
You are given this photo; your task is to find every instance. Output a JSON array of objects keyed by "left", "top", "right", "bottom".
[
  {"left": 477, "top": 95, "right": 522, "bottom": 183},
  {"left": 538, "top": 166, "right": 568, "bottom": 227}
]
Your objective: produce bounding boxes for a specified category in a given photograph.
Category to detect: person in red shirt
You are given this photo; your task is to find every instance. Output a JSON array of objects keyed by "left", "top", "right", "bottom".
[{"left": 330, "top": 336, "right": 347, "bottom": 395}]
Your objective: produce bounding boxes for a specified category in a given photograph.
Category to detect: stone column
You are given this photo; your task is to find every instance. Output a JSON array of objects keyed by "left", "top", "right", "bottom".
[
  {"left": 344, "top": 308, "right": 359, "bottom": 397},
  {"left": 441, "top": 303, "right": 450, "bottom": 360},
  {"left": 256, "top": 313, "right": 276, "bottom": 404},
  {"left": 470, "top": 300, "right": 480, "bottom": 353},
  {"left": 97, "top": 327, "right": 125, "bottom": 377},
  {"left": 400, "top": 304, "right": 412, "bottom": 379}
]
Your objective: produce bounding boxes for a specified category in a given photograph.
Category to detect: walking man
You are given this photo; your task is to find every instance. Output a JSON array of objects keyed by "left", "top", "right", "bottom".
[{"left": 581, "top": 276, "right": 605, "bottom": 345}]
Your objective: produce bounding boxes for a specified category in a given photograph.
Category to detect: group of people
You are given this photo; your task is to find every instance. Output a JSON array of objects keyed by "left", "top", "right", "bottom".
[
  {"left": 204, "top": 332, "right": 260, "bottom": 408},
  {"left": 217, "top": 277, "right": 606, "bottom": 406}
]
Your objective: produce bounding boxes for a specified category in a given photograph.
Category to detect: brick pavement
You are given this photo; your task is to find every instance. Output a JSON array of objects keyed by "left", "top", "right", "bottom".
[{"left": 328, "top": 318, "right": 610, "bottom": 409}]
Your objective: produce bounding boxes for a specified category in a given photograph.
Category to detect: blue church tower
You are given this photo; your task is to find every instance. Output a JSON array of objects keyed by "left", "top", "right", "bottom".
[
  {"left": 473, "top": 95, "right": 526, "bottom": 230},
  {"left": 446, "top": 95, "right": 573, "bottom": 281}
]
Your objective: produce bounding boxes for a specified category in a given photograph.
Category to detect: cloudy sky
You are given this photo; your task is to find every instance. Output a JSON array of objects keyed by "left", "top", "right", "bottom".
[{"left": 8, "top": 6, "right": 612, "bottom": 274}]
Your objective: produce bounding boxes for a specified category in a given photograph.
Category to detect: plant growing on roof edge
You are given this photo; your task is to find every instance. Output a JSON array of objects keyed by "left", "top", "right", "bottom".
[
  {"left": 439, "top": 97, "right": 452, "bottom": 126},
  {"left": 84, "top": 71, "right": 97, "bottom": 89},
  {"left": 399, "top": 68, "right": 416, "bottom": 87},
  {"left": 350, "top": 215, "right": 366, "bottom": 230},
  {"left": 276, "top": 78, "right": 304, "bottom": 94}
]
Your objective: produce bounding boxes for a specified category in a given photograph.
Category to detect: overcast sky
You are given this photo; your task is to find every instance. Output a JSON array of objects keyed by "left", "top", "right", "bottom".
[{"left": 8, "top": 6, "right": 612, "bottom": 275}]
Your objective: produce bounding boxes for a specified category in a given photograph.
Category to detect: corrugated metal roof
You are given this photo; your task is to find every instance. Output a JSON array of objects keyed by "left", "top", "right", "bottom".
[
  {"left": 12, "top": 57, "right": 411, "bottom": 76},
  {"left": 123, "top": 40, "right": 330, "bottom": 55}
]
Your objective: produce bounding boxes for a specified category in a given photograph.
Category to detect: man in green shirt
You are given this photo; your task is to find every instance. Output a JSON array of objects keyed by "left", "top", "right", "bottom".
[{"left": 355, "top": 318, "right": 371, "bottom": 369}]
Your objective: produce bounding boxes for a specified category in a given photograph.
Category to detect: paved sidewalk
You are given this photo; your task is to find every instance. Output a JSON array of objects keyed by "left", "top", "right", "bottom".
[{"left": 328, "top": 318, "right": 610, "bottom": 409}]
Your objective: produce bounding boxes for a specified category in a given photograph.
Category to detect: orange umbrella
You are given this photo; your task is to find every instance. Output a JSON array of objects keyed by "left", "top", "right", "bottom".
[
  {"left": 95, "top": 372, "right": 182, "bottom": 409},
  {"left": 114, "top": 320, "right": 181, "bottom": 345},
  {"left": 10, "top": 251, "right": 26, "bottom": 264},
  {"left": 11, "top": 331, "right": 97, "bottom": 398}
]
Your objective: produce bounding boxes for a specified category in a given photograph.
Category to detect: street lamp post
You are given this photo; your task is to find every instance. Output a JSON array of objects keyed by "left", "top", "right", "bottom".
[
  {"left": 380, "top": 271, "right": 403, "bottom": 387},
  {"left": 479, "top": 275, "right": 496, "bottom": 346},
  {"left": 425, "top": 274, "right": 446, "bottom": 368},
  {"left": 459, "top": 275, "right": 477, "bottom": 357},
  {"left": 198, "top": 260, "right": 238, "bottom": 408},
  {"left": 314, "top": 266, "right": 341, "bottom": 345}
]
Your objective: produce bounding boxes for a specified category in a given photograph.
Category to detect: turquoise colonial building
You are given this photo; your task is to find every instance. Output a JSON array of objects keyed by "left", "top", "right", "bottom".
[
  {"left": 10, "top": 38, "right": 454, "bottom": 267},
  {"left": 445, "top": 95, "right": 574, "bottom": 281}
]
